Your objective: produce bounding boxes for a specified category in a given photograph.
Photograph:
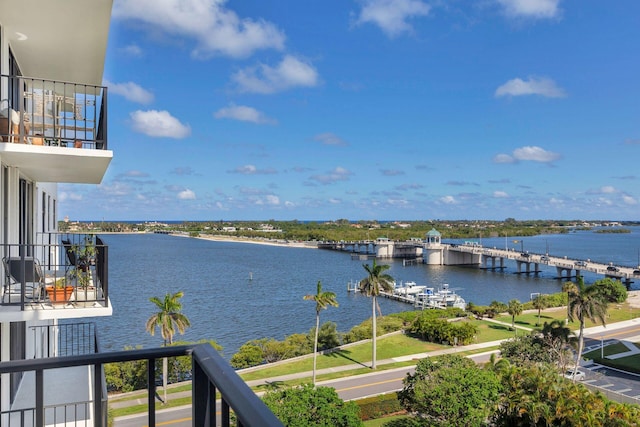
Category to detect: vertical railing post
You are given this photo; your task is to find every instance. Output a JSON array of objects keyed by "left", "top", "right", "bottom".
[
  {"left": 103, "top": 87, "right": 108, "bottom": 149},
  {"left": 193, "top": 357, "right": 204, "bottom": 424},
  {"left": 94, "top": 361, "right": 103, "bottom": 426},
  {"left": 19, "top": 252, "right": 26, "bottom": 311},
  {"left": 35, "top": 369, "right": 44, "bottom": 426},
  {"left": 103, "top": 246, "right": 108, "bottom": 307},
  {"left": 148, "top": 357, "right": 156, "bottom": 427},
  {"left": 221, "top": 399, "right": 230, "bottom": 426}
]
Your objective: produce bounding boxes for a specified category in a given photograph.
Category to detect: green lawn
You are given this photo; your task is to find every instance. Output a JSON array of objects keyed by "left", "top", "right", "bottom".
[
  {"left": 475, "top": 320, "right": 522, "bottom": 340},
  {"left": 496, "top": 303, "right": 640, "bottom": 330},
  {"left": 363, "top": 414, "right": 410, "bottom": 426},
  {"left": 240, "top": 333, "right": 445, "bottom": 382},
  {"left": 599, "top": 353, "right": 640, "bottom": 372}
]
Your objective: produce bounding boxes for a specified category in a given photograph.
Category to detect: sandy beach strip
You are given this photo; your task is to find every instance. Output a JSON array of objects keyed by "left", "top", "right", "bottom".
[{"left": 171, "top": 232, "right": 318, "bottom": 249}]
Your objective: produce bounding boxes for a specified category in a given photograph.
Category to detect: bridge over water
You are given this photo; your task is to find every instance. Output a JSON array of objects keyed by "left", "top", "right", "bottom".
[
  {"left": 317, "top": 239, "right": 639, "bottom": 287},
  {"left": 453, "top": 244, "right": 638, "bottom": 286}
]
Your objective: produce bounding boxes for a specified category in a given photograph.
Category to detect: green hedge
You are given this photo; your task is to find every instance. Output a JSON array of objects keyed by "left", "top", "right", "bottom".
[{"left": 356, "top": 393, "right": 404, "bottom": 421}]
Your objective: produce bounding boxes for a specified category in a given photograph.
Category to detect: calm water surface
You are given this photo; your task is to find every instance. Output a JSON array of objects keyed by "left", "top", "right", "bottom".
[{"left": 93, "top": 228, "right": 640, "bottom": 359}]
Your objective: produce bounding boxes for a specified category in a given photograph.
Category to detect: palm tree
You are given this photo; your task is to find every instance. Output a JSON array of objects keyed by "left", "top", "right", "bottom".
[
  {"left": 146, "top": 291, "right": 191, "bottom": 402},
  {"left": 507, "top": 299, "right": 523, "bottom": 330},
  {"left": 303, "top": 280, "right": 338, "bottom": 385},
  {"left": 358, "top": 259, "right": 394, "bottom": 369},
  {"left": 532, "top": 294, "right": 549, "bottom": 326},
  {"left": 566, "top": 276, "right": 608, "bottom": 379}
]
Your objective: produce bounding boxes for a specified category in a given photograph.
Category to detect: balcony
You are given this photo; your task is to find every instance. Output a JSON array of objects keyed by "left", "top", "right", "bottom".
[
  {"left": 0, "top": 235, "right": 110, "bottom": 321},
  {"left": 0, "top": 75, "right": 112, "bottom": 184},
  {"left": 0, "top": 344, "right": 283, "bottom": 426}
]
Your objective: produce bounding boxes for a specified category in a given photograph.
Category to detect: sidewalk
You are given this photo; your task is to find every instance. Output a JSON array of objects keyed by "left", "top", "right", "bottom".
[{"left": 110, "top": 317, "right": 640, "bottom": 412}]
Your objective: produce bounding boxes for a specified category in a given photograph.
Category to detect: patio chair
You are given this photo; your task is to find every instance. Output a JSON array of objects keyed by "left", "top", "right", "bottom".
[
  {"left": 2, "top": 257, "right": 46, "bottom": 303},
  {"left": 62, "top": 239, "right": 77, "bottom": 267}
]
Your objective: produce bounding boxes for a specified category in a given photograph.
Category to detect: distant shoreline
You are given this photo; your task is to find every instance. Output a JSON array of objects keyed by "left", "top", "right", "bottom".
[{"left": 171, "top": 233, "right": 318, "bottom": 249}]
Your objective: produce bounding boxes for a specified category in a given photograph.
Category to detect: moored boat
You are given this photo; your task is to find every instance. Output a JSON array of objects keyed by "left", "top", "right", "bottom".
[{"left": 393, "top": 280, "right": 427, "bottom": 296}]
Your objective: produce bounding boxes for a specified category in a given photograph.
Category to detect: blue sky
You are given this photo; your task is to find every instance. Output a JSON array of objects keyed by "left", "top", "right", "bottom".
[{"left": 60, "top": 0, "right": 640, "bottom": 221}]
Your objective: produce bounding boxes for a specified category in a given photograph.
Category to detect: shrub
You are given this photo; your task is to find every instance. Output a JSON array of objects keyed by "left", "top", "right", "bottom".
[{"left": 356, "top": 393, "right": 404, "bottom": 421}]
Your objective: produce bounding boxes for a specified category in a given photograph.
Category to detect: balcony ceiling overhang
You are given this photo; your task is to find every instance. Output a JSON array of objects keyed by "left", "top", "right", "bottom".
[
  {"left": 0, "top": 144, "right": 112, "bottom": 184},
  {"left": 0, "top": 0, "right": 113, "bottom": 86}
]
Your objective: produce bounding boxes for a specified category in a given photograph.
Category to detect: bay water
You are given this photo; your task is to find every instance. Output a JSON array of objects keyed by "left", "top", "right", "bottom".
[{"left": 93, "top": 227, "right": 640, "bottom": 359}]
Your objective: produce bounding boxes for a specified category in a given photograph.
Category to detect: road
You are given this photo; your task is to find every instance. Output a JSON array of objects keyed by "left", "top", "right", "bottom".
[
  {"left": 113, "top": 351, "right": 496, "bottom": 427},
  {"left": 581, "top": 323, "right": 640, "bottom": 401}
]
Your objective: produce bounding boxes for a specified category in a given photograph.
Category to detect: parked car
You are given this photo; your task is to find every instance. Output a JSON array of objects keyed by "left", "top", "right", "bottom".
[
  {"left": 607, "top": 265, "right": 620, "bottom": 272},
  {"left": 521, "top": 252, "right": 530, "bottom": 258},
  {"left": 575, "top": 260, "right": 587, "bottom": 267},
  {"left": 564, "top": 370, "right": 586, "bottom": 381}
]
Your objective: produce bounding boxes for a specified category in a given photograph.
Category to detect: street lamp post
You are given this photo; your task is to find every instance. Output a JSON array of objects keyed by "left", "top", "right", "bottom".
[{"left": 601, "top": 335, "right": 604, "bottom": 359}]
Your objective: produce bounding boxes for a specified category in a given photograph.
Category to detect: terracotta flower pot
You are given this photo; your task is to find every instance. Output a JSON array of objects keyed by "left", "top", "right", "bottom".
[{"left": 45, "top": 285, "right": 74, "bottom": 303}]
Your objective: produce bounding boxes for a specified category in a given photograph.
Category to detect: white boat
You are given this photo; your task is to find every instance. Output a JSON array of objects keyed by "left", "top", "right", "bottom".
[
  {"left": 416, "top": 284, "right": 466, "bottom": 310},
  {"left": 393, "top": 281, "right": 427, "bottom": 296}
]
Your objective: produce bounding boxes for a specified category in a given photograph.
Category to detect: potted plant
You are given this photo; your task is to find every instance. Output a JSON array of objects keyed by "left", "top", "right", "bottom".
[
  {"left": 70, "top": 235, "right": 99, "bottom": 306},
  {"left": 72, "top": 235, "right": 97, "bottom": 271},
  {"left": 71, "top": 263, "right": 98, "bottom": 306},
  {"left": 45, "top": 277, "right": 74, "bottom": 304}
]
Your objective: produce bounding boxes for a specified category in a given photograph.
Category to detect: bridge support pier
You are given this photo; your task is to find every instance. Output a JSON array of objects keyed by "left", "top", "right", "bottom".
[
  {"left": 482, "top": 256, "right": 506, "bottom": 270},
  {"left": 555, "top": 267, "right": 574, "bottom": 280},
  {"left": 516, "top": 261, "right": 532, "bottom": 274}
]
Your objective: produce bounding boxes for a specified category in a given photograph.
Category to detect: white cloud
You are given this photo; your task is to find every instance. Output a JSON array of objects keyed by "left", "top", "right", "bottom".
[
  {"left": 99, "top": 182, "right": 132, "bottom": 196},
  {"left": 252, "top": 194, "right": 280, "bottom": 205},
  {"left": 493, "top": 154, "right": 515, "bottom": 163},
  {"left": 229, "top": 164, "right": 277, "bottom": 175},
  {"left": 497, "top": 0, "right": 562, "bottom": 19},
  {"left": 387, "top": 198, "right": 409, "bottom": 206},
  {"left": 313, "top": 132, "right": 348, "bottom": 146},
  {"left": 214, "top": 104, "right": 275, "bottom": 124},
  {"left": 112, "top": 0, "right": 285, "bottom": 58},
  {"left": 105, "top": 80, "right": 154, "bottom": 104},
  {"left": 232, "top": 55, "right": 319, "bottom": 94},
  {"left": 512, "top": 146, "right": 561, "bottom": 162},
  {"left": 496, "top": 146, "right": 560, "bottom": 163},
  {"left": 178, "top": 189, "right": 196, "bottom": 200},
  {"left": 493, "top": 191, "right": 509, "bottom": 198},
  {"left": 440, "top": 195, "right": 456, "bottom": 204},
  {"left": 601, "top": 186, "right": 616, "bottom": 194},
  {"left": 356, "top": 0, "right": 431, "bottom": 38},
  {"left": 495, "top": 77, "right": 566, "bottom": 98},
  {"left": 59, "top": 191, "right": 83, "bottom": 202},
  {"left": 310, "top": 167, "right": 352, "bottom": 185},
  {"left": 120, "top": 44, "right": 142, "bottom": 56},
  {"left": 264, "top": 195, "right": 280, "bottom": 205},
  {"left": 130, "top": 110, "right": 191, "bottom": 138},
  {"left": 623, "top": 195, "right": 637, "bottom": 205},
  {"left": 549, "top": 197, "right": 563, "bottom": 205},
  {"left": 122, "top": 170, "right": 150, "bottom": 178}
]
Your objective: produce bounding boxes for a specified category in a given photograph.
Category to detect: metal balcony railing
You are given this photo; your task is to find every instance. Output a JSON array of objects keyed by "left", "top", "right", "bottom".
[
  {"left": 0, "top": 74, "right": 107, "bottom": 150},
  {"left": 1, "top": 234, "right": 108, "bottom": 310},
  {"left": 0, "top": 345, "right": 283, "bottom": 427},
  {"left": 30, "top": 322, "right": 97, "bottom": 358}
]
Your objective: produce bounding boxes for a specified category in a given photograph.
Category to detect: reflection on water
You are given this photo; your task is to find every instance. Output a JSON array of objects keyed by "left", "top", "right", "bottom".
[{"left": 92, "top": 228, "right": 640, "bottom": 359}]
